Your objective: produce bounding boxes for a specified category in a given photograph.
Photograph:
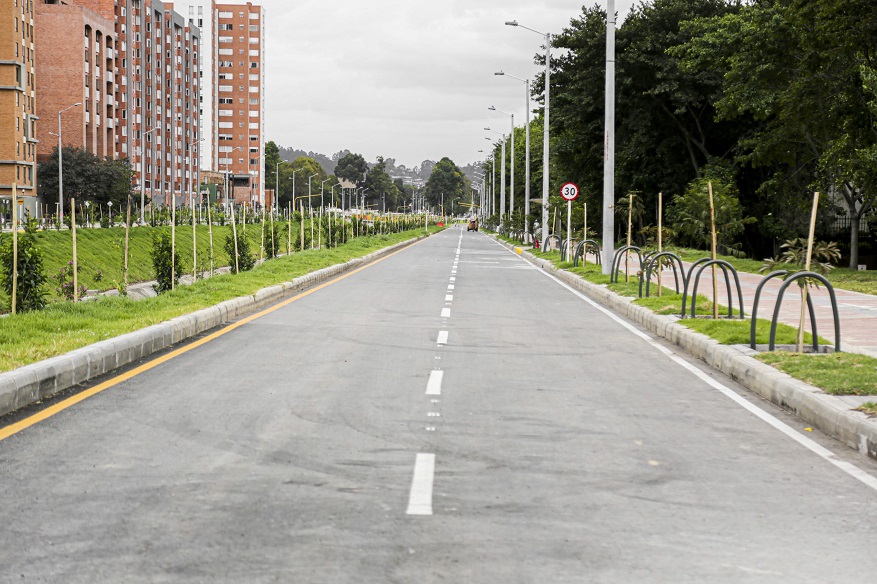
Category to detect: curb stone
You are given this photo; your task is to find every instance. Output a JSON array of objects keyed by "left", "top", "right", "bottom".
[
  {"left": 0, "top": 235, "right": 429, "bottom": 419},
  {"left": 499, "top": 238, "right": 877, "bottom": 461}
]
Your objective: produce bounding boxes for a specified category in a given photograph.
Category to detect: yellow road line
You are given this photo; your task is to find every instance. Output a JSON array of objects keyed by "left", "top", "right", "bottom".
[{"left": 0, "top": 239, "right": 425, "bottom": 442}]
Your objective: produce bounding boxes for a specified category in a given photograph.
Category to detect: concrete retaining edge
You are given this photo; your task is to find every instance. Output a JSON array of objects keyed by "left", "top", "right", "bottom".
[
  {"left": 0, "top": 235, "right": 428, "bottom": 418},
  {"left": 502, "top": 240, "right": 877, "bottom": 461}
]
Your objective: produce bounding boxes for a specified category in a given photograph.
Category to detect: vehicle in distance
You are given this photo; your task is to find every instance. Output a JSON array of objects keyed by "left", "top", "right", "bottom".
[{"left": 467, "top": 217, "right": 479, "bottom": 232}]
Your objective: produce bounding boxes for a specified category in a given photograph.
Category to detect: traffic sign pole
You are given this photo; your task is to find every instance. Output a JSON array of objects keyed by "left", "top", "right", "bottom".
[{"left": 560, "top": 183, "right": 579, "bottom": 261}]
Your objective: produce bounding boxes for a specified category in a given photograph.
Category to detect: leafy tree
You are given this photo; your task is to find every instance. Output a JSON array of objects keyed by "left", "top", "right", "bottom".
[
  {"left": 334, "top": 152, "right": 369, "bottom": 188},
  {"left": 38, "top": 147, "right": 133, "bottom": 210},
  {"left": 280, "top": 157, "right": 326, "bottom": 210},
  {"left": 151, "top": 231, "right": 183, "bottom": 293},
  {"left": 425, "top": 157, "right": 469, "bottom": 213},
  {"left": 264, "top": 140, "right": 282, "bottom": 192},
  {"left": 667, "top": 162, "right": 755, "bottom": 255},
  {"left": 0, "top": 232, "right": 47, "bottom": 312},
  {"left": 676, "top": 0, "right": 877, "bottom": 267},
  {"left": 364, "top": 156, "right": 398, "bottom": 212}
]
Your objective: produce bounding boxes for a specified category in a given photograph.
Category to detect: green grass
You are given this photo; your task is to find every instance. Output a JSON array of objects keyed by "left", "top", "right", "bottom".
[
  {"left": 857, "top": 402, "right": 877, "bottom": 416},
  {"left": 756, "top": 352, "right": 877, "bottom": 396},
  {"left": 0, "top": 219, "right": 365, "bottom": 309},
  {"left": 0, "top": 228, "right": 440, "bottom": 373}
]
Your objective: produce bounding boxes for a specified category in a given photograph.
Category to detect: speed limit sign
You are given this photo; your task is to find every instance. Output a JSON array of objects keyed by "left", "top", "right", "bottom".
[{"left": 560, "top": 182, "right": 580, "bottom": 201}]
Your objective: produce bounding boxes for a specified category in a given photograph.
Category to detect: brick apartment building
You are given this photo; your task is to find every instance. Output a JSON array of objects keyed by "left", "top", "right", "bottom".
[
  {"left": 35, "top": 0, "right": 201, "bottom": 210},
  {"left": 213, "top": 1, "right": 264, "bottom": 207},
  {"left": 1, "top": 0, "right": 39, "bottom": 218}
]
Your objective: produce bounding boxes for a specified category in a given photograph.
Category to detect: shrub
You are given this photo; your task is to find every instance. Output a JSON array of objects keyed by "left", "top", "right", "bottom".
[
  {"left": 0, "top": 232, "right": 48, "bottom": 312},
  {"left": 151, "top": 230, "right": 183, "bottom": 293},
  {"left": 51, "top": 261, "right": 88, "bottom": 301},
  {"left": 224, "top": 228, "right": 255, "bottom": 273}
]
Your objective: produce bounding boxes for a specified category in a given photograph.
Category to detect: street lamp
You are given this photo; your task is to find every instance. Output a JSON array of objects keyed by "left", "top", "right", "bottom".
[
  {"left": 321, "top": 178, "right": 331, "bottom": 213},
  {"left": 140, "top": 127, "right": 159, "bottom": 224},
  {"left": 489, "top": 106, "right": 515, "bottom": 224},
  {"left": 57, "top": 102, "right": 81, "bottom": 225},
  {"left": 290, "top": 167, "right": 304, "bottom": 212},
  {"left": 275, "top": 160, "right": 288, "bottom": 213},
  {"left": 602, "top": 1, "right": 617, "bottom": 272},
  {"left": 506, "top": 19, "right": 551, "bottom": 248},
  {"left": 485, "top": 137, "right": 499, "bottom": 218},
  {"left": 496, "top": 71, "right": 531, "bottom": 241},
  {"left": 224, "top": 145, "right": 244, "bottom": 214},
  {"left": 308, "top": 173, "right": 319, "bottom": 213},
  {"left": 485, "top": 130, "right": 506, "bottom": 223}
]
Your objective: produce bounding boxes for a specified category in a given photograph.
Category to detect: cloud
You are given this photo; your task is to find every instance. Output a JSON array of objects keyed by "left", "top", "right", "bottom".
[{"left": 262, "top": 0, "right": 642, "bottom": 167}]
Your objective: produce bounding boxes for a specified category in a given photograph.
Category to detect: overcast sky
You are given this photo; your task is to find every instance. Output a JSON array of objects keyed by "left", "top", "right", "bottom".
[{"left": 261, "top": 1, "right": 641, "bottom": 169}]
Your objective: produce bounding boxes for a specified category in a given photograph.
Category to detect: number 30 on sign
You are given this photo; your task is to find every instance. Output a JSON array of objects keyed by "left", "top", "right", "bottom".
[{"left": 560, "top": 182, "right": 580, "bottom": 201}]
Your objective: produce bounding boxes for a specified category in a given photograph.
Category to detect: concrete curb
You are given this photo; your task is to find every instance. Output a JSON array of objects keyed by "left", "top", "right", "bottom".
[
  {"left": 0, "top": 235, "right": 428, "bottom": 418},
  {"left": 500, "top": 239, "right": 877, "bottom": 461}
]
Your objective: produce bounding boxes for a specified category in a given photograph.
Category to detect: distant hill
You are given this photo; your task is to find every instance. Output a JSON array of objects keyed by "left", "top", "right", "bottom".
[{"left": 277, "top": 147, "right": 480, "bottom": 186}]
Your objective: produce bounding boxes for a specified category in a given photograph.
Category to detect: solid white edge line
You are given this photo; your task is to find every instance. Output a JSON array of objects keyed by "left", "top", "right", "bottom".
[
  {"left": 406, "top": 453, "right": 436, "bottom": 515},
  {"left": 426, "top": 370, "right": 444, "bottom": 396},
  {"left": 492, "top": 239, "right": 877, "bottom": 493},
  {"left": 437, "top": 331, "right": 449, "bottom": 345}
]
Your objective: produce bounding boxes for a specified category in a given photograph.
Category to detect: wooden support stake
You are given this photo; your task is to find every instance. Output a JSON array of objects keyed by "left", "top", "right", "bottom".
[
  {"left": 625, "top": 193, "right": 633, "bottom": 283},
  {"left": 191, "top": 195, "right": 197, "bottom": 281},
  {"left": 207, "top": 203, "right": 214, "bottom": 276},
  {"left": 708, "top": 182, "right": 718, "bottom": 319},
  {"left": 287, "top": 201, "right": 292, "bottom": 255},
  {"left": 125, "top": 196, "right": 131, "bottom": 289},
  {"left": 171, "top": 195, "right": 177, "bottom": 290},
  {"left": 300, "top": 201, "right": 305, "bottom": 251},
  {"left": 798, "top": 192, "right": 820, "bottom": 352},
  {"left": 583, "top": 203, "right": 588, "bottom": 266},
  {"left": 72, "top": 197, "right": 79, "bottom": 302},
  {"left": 260, "top": 204, "right": 265, "bottom": 263},
  {"left": 230, "top": 200, "right": 240, "bottom": 274},
  {"left": 657, "top": 192, "right": 663, "bottom": 298},
  {"left": 11, "top": 185, "right": 18, "bottom": 314}
]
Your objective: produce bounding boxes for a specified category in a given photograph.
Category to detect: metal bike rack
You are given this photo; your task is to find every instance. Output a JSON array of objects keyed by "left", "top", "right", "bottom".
[
  {"left": 573, "top": 240, "right": 602, "bottom": 267},
  {"left": 543, "top": 234, "right": 562, "bottom": 252},
  {"left": 559, "top": 239, "right": 579, "bottom": 262},
  {"left": 640, "top": 252, "right": 685, "bottom": 298},
  {"left": 750, "top": 270, "right": 819, "bottom": 351},
  {"left": 682, "top": 259, "right": 745, "bottom": 319},
  {"left": 610, "top": 246, "right": 643, "bottom": 284},
  {"left": 768, "top": 272, "right": 841, "bottom": 352}
]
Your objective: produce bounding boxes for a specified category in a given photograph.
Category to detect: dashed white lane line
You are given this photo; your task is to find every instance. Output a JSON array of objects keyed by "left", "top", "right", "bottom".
[
  {"left": 445, "top": 295, "right": 454, "bottom": 302},
  {"left": 450, "top": 277, "right": 456, "bottom": 282},
  {"left": 426, "top": 370, "right": 444, "bottom": 395},
  {"left": 437, "top": 330, "right": 449, "bottom": 345},
  {"left": 406, "top": 453, "right": 436, "bottom": 516},
  {"left": 448, "top": 285, "right": 455, "bottom": 291},
  {"left": 441, "top": 307, "right": 451, "bottom": 318},
  {"left": 494, "top": 240, "right": 877, "bottom": 494}
]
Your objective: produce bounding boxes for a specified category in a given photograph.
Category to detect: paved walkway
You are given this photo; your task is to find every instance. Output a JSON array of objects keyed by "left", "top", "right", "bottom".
[{"left": 581, "top": 250, "right": 877, "bottom": 358}]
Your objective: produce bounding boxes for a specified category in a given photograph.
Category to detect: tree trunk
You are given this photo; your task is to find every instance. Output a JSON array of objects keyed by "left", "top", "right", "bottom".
[{"left": 849, "top": 215, "right": 860, "bottom": 269}]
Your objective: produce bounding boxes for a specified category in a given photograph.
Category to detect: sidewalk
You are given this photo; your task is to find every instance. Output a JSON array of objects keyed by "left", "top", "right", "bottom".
[{"left": 582, "top": 250, "right": 877, "bottom": 358}]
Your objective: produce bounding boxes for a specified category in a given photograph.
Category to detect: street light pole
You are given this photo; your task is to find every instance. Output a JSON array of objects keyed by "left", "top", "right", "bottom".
[
  {"left": 496, "top": 71, "right": 531, "bottom": 241},
  {"left": 308, "top": 173, "right": 319, "bottom": 213},
  {"left": 140, "top": 126, "right": 159, "bottom": 224},
  {"left": 57, "top": 102, "right": 81, "bottom": 226},
  {"left": 486, "top": 130, "right": 505, "bottom": 225},
  {"left": 506, "top": 20, "right": 550, "bottom": 247},
  {"left": 602, "top": 1, "right": 617, "bottom": 273},
  {"left": 489, "top": 107, "right": 515, "bottom": 226}
]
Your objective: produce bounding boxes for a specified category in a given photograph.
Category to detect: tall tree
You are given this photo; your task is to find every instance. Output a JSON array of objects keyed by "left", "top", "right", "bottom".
[
  {"left": 364, "top": 156, "right": 397, "bottom": 212},
  {"left": 677, "top": 0, "right": 877, "bottom": 267},
  {"left": 38, "top": 147, "right": 132, "bottom": 209},
  {"left": 334, "top": 152, "right": 369, "bottom": 188},
  {"left": 425, "top": 157, "right": 469, "bottom": 213},
  {"left": 263, "top": 140, "right": 281, "bottom": 192}
]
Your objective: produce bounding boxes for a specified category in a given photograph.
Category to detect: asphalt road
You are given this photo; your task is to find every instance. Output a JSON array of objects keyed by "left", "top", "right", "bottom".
[{"left": 2, "top": 226, "right": 877, "bottom": 583}]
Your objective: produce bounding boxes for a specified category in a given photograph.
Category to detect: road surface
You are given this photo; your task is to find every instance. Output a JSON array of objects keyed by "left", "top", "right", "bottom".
[{"left": 1, "top": 227, "right": 876, "bottom": 583}]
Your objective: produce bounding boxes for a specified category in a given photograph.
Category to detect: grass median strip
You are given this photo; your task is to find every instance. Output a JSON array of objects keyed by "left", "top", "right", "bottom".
[
  {"left": 0, "top": 229, "right": 439, "bottom": 373},
  {"left": 525, "top": 245, "right": 873, "bottom": 397}
]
